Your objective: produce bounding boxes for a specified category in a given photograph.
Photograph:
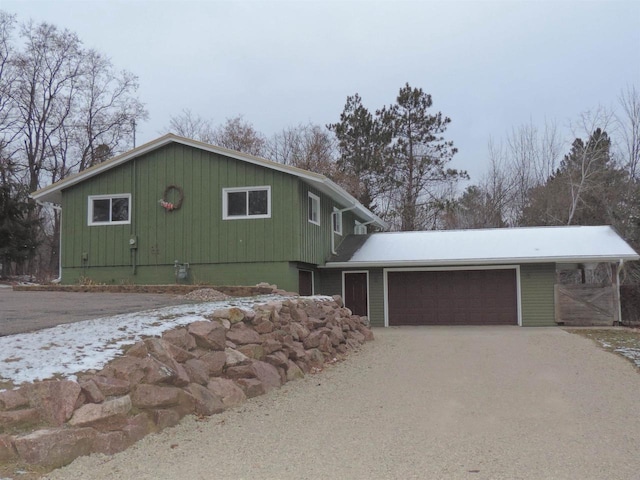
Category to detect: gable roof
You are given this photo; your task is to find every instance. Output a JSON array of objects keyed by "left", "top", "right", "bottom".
[
  {"left": 324, "top": 225, "right": 639, "bottom": 268},
  {"left": 31, "top": 133, "right": 387, "bottom": 229}
]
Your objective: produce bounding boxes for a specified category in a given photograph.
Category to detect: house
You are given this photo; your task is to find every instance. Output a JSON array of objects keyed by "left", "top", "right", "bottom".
[
  {"left": 320, "top": 226, "right": 639, "bottom": 327},
  {"left": 33, "top": 135, "right": 639, "bottom": 328},
  {"left": 31, "top": 134, "right": 386, "bottom": 293}
]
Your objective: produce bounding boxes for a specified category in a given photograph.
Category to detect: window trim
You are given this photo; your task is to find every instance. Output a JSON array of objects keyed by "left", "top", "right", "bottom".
[
  {"left": 332, "top": 208, "right": 343, "bottom": 235},
  {"left": 308, "top": 192, "right": 320, "bottom": 226},
  {"left": 88, "top": 194, "right": 131, "bottom": 226},
  {"left": 222, "top": 186, "right": 271, "bottom": 220}
]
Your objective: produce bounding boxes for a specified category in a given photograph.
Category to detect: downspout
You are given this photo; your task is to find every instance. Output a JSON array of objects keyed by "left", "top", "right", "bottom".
[
  {"left": 131, "top": 158, "right": 137, "bottom": 276},
  {"left": 616, "top": 259, "right": 624, "bottom": 326}
]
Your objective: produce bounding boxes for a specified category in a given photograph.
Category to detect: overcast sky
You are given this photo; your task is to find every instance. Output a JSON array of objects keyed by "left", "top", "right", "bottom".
[{"left": 3, "top": 0, "right": 639, "bottom": 182}]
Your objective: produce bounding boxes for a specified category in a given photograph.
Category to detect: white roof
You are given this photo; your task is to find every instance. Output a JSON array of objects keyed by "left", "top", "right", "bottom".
[
  {"left": 325, "top": 225, "right": 639, "bottom": 267},
  {"left": 31, "top": 134, "right": 387, "bottom": 229}
]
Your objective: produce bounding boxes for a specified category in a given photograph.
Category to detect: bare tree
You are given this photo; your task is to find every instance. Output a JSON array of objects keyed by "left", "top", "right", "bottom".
[
  {"left": 617, "top": 85, "right": 640, "bottom": 181},
  {"left": 267, "top": 123, "right": 336, "bottom": 177},
  {"left": 166, "top": 109, "right": 216, "bottom": 144},
  {"left": 212, "top": 115, "right": 266, "bottom": 156}
]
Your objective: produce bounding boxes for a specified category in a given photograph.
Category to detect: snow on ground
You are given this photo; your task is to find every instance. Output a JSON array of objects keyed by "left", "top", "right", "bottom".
[
  {"left": 0, "top": 295, "right": 289, "bottom": 387},
  {"left": 614, "top": 347, "right": 640, "bottom": 367}
]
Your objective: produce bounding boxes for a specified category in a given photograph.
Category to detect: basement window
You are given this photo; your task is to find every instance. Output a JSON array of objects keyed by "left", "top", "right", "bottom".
[
  {"left": 223, "top": 186, "right": 271, "bottom": 219},
  {"left": 88, "top": 194, "right": 131, "bottom": 226},
  {"left": 308, "top": 192, "right": 320, "bottom": 225}
]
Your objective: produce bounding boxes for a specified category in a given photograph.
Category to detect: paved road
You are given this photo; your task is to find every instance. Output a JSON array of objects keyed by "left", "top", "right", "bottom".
[
  {"left": 47, "top": 326, "right": 640, "bottom": 480},
  {"left": 0, "top": 287, "right": 193, "bottom": 336}
]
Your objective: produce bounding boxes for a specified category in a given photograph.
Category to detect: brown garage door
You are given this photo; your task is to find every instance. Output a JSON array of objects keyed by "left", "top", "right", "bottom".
[{"left": 387, "top": 269, "right": 518, "bottom": 326}]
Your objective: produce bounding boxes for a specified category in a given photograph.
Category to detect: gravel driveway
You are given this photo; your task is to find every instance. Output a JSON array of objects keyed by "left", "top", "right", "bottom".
[
  {"left": 45, "top": 326, "right": 640, "bottom": 480},
  {"left": 0, "top": 288, "right": 192, "bottom": 336}
]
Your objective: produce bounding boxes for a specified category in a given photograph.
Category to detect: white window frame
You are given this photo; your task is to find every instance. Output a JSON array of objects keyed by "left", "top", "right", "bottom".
[
  {"left": 332, "top": 208, "right": 342, "bottom": 235},
  {"left": 308, "top": 192, "right": 320, "bottom": 225},
  {"left": 222, "top": 186, "right": 271, "bottom": 220},
  {"left": 88, "top": 194, "right": 131, "bottom": 226}
]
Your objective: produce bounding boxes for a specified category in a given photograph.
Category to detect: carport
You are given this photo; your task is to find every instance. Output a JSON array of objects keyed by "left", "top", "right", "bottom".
[{"left": 322, "top": 225, "right": 639, "bottom": 327}]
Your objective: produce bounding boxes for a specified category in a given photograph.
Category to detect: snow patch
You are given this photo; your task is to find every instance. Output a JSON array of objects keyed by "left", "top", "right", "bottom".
[{"left": 0, "top": 294, "right": 285, "bottom": 386}]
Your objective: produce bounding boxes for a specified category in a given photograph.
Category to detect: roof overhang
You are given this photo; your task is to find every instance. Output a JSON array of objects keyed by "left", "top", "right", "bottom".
[
  {"left": 323, "top": 255, "right": 639, "bottom": 269},
  {"left": 31, "top": 134, "right": 387, "bottom": 229}
]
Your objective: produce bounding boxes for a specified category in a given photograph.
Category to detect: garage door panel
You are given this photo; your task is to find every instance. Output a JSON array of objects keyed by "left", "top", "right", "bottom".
[{"left": 388, "top": 270, "right": 518, "bottom": 326}]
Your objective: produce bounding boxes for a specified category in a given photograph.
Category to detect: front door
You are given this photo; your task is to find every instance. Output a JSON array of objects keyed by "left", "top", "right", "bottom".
[{"left": 344, "top": 272, "right": 368, "bottom": 317}]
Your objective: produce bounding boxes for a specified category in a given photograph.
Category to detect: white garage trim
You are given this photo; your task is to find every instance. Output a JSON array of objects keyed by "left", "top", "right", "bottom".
[{"left": 383, "top": 265, "right": 522, "bottom": 327}]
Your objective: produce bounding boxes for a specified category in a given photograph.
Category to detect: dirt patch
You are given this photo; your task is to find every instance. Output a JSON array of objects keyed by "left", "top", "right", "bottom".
[{"left": 565, "top": 327, "right": 640, "bottom": 370}]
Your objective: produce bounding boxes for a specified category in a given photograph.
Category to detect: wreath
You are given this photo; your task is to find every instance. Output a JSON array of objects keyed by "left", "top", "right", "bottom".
[{"left": 159, "top": 184, "right": 184, "bottom": 212}]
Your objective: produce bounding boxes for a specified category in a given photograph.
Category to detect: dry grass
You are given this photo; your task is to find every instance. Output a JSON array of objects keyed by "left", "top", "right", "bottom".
[{"left": 565, "top": 328, "right": 640, "bottom": 371}]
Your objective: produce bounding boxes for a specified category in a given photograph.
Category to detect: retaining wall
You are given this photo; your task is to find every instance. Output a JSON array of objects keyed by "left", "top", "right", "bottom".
[{"left": 0, "top": 296, "right": 372, "bottom": 470}]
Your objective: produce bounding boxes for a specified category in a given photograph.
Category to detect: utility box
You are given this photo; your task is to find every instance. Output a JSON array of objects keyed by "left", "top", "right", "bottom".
[{"left": 129, "top": 235, "right": 138, "bottom": 249}]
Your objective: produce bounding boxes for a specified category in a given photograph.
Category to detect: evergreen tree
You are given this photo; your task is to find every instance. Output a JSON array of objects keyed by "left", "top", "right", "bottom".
[{"left": 0, "top": 179, "right": 39, "bottom": 277}]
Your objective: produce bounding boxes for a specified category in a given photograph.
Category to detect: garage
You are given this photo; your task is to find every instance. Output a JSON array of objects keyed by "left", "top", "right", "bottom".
[
  {"left": 323, "top": 226, "right": 638, "bottom": 327},
  {"left": 386, "top": 269, "right": 518, "bottom": 326}
]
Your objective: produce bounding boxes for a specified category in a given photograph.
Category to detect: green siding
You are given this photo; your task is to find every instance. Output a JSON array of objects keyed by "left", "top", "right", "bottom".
[
  {"left": 60, "top": 143, "right": 371, "bottom": 285},
  {"left": 520, "top": 263, "right": 557, "bottom": 326},
  {"left": 62, "top": 261, "right": 299, "bottom": 291}
]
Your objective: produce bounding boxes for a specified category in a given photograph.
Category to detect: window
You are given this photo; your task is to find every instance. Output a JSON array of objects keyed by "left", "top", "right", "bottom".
[
  {"left": 88, "top": 194, "right": 131, "bottom": 225},
  {"left": 223, "top": 186, "right": 271, "bottom": 219},
  {"left": 332, "top": 208, "right": 342, "bottom": 235},
  {"left": 308, "top": 192, "right": 320, "bottom": 225}
]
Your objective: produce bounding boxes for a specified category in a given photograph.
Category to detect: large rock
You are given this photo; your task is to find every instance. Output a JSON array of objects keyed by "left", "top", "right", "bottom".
[
  {"left": 68, "top": 395, "right": 132, "bottom": 428},
  {"left": 27, "top": 380, "right": 81, "bottom": 426},
  {"left": 208, "top": 307, "right": 248, "bottom": 324},
  {"left": 207, "top": 378, "right": 246, "bottom": 408},
  {"left": 93, "top": 430, "right": 128, "bottom": 455},
  {"left": 144, "top": 338, "right": 174, "bottom": 364},
  {"left": 0, "top": 434, "right": 18, "bottom": 462},
  {"left": 238, "top": 343, "right": 265, "bottom": 360},
  {"left": 224, "top": 348, "right": 250, "bottom": 367},
  {"left": 14, "top": 427, "right": 97, "bottom": 467},
  {"left": 302, "top": 330, "right": 325, "bottom": 349},
  {"left": 235, "top": 378, "right": 265, "bottom": 398},
  {"left": 162, "top": 328, "right": 197, "bottom": 351},
  {"left": 226, "top": 323, "right": 261, "bottom": 345},
  {"left": 225, "top": 364, "right": 256, "bottom": 379},
  {"left": 188, "top": 321, "right": 227, "bottom": 350},
  {"left": 185, "top": 384, "right": 225, "bottom": 416},
  {"left": 131, "top": 385, "right": 184, "bottom": 409},
  {"left": 305, "top": 348, "right": 325, "bottom": 368},
  {"left": 122, "top": 413, "right": 153, "bottom": 443},
  {"left": 286, "top": 361, "right": 305, "bottom": 381},
  {"left": 79, "top": 380, "right": 105, "bottom": 404},
  {"left": 200, "top": 350, "right": 228, "bottom": 376},
  {"left": 0, "top": 388, "right": 29, "bottom": 411},
  {"left": 0, "top": 409, "right": 41, "bottom": 432},
  {"left": 254, "top": 320, "right": 274, "bottom": 334},
  {"left": 250, "top": 361, "right": 282, "bottom": 392},
  {"left": 290, "top": 322, "right": 310, "bottom": 341},
  {"left": 184, "top": 359, "right": 210, "bottom": 385},
  {"left": 264, "top": 351, "right": 289, "bottom": 368},
  {"left": 102, "top": 356, "right": 147, "bottom": 385},
  {"left": 91, "top": 376, "right": 131, "bottom": 396}
]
